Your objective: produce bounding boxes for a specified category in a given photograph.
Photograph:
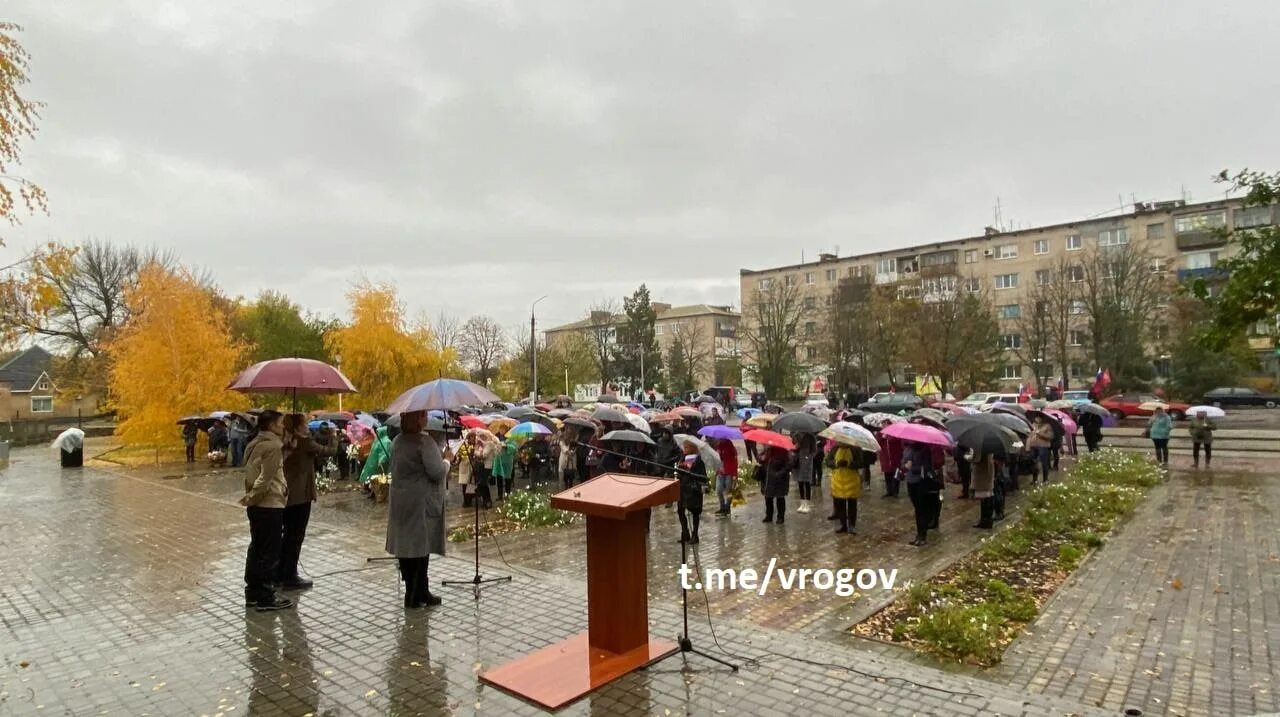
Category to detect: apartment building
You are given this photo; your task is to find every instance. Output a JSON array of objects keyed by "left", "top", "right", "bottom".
[
  {"left": 739, "top": 196, "right": 1277, "bottom": 393},
  {"left": 542, "top": 303, "right": 741, "bottom": 392}
]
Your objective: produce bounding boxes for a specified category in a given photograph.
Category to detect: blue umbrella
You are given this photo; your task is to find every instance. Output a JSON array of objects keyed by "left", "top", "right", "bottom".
[
  {"left": 698, "top": 425, "right": 743, "bottom": 441},
  {"left": 736, "top": 407, "right": 762, "bottom": 419},
  {"left": 386, "top": 379, "right": 501, "bottom": 413}
]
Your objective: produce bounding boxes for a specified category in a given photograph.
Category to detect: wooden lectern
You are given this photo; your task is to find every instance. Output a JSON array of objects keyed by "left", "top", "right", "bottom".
[{"left": 479, "top": 473, "right": 679, "bottom": 710}]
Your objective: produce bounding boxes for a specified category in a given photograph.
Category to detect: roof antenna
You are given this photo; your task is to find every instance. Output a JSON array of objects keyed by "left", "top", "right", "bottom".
[{"left": 994, "top": 197, "right": 1004, "bottom": 231}]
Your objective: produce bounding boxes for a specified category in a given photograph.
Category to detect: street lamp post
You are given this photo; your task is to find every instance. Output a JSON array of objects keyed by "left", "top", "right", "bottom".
[
  {"left": 531, "top": 295, "right": 548, "bottom": 404},
  {"left": 335, "top": 353, "right": 343, "bottom": 412}
]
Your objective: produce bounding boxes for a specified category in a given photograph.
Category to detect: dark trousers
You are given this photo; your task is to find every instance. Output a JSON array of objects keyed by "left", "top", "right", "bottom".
[
  {"left": 1152, "top": 439, "right": 1170, "bottom": 464},
  {"left": 1032, "top": 447, "right": 1050, "bottom": 482},
  {"left": 994, "top": 478, "right": 1006, "bottom": 519},
  {"left": 884, "top": 471, "right": 901, "bottom": 496},
  {"left": 1193, "top": 442, "right": 1211, "bottom": 465},
  {"left": 245, "top": 507, "right": 284, "bottom": 603},
  {"left": 1068, "top": 434, "right": 1078, "bottom": 456},
  {"left": 396, "top": 557, "right": 430, "bottom": 607},
  {"left": 798, "top": 482, "right": 813, "bottom": 500},
  {"left": 677, "top": 508, "right": 701, "bottom": 540},
  {"left": 230, "top": 437, "right": 246, "bottom": 467},
  {"left": 185, "top": 443, "right": 196, "bottom": 463},
  {"left": 1084, "top": 433, "right": 1100, "bottom": 452},
  {"left": 833, "top": 498, "right": 857, "bottom": 530},
  {"left": 1049, "top": 439, "right": 1062, "bottom": 470},
  {"left": 907, "top": 481, "right": 933, "bottom": 540},
  {"left": 977, "top": 496, "right": 995, "bottom": 528},
  {"left": 278, "top": 502, "right": 311, "bottom": 582},
  {"left": 957, "top": 461, "right": 972, "bottom": 497},
  {"left": 763, "top": 496, "right": 786, "bottom": 521}
]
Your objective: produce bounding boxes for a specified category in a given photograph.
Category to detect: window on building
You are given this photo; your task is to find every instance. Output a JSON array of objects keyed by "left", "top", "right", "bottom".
[
  {"left": 1153, "top": 357, "right": 1171, "bottom": 378},
  {"left": 1034, "top": 239, "right": 1049, "bottom": 255},
  {"left": 1151, "top": 257, "right": 1167, "bottom": 273},
  {"left": 964, "top": 249, "right": 978, "bottom": 264},
  {"left": 806, "top": 346, "right": 817, "bottom": 361},
  {"left": 759, "top": 277, "right": 773, "bottom": 289},
  {"left": 804, "top": 272, "right": 815, "bottom": 285},
  {"left": 1069, "top": 329, "right": 1086, "bottom": 346},
  {"left": 876, "top": 258, "right": 896, "bottom": 275},
  {"left": 31, "top": 397, "right": 53, "bottom": 413},
  {"left": 802, "top": 296, "right": 815, "bottom": 309},
  {"left": 1070, "top": 300, "right": 1087, "bottom": 315},
  {"left": 995, "top": 244, "right": 1018, "bottom": 260},
  {"left": 825, "top": 268, "right": 837, "bottom": 281},
  {"left": 1065, "top": 234, "right": 1082, "bottom": 251},
  {"left": 963, "top": 277, "right": 981, "bottom": 293},
  {"left": 921, "top": 251, "right": 957, "bottom": 267},
  {"left": 1001, "top": 365, "right": 1021, "bottom": 380},
  {"left": 1035, "top": 269, "right": 1052, "bottom": 285},
  {"left": 1146, "top": 222, "right": 1166, "bottom": 240},
  {"left": 1175, "top": 211, "right": 1227, "bottom": 234},
  {"left": 897, "top": 284, "right": 921, "bottom": 300},
  {"left": 654, "top": 324, "right": 664, "bottom": 335},
  {"left": 1185, "top": 251, "right": 1219, "bottom": 270},
  {"left": 1066, "top": 265, "right": 1084, "bottom": 282},
  {"left": 824, "top": 295, "right": 833, "bottom": 306},
  {"left": 785, "top": 274, "right": 796, "bottom": 287},
  {"left": 1098, "top": 228, "right": 1129, "bottom": 246},
  {"left": 805, "top": 321, "right": 816, "bottom": 336},
  {"left": 1001, "top": 334, "right": 1022, "bottom": 350},
  {"left": 1235, "top": 206, "right": 1273, "bottom": 229},
  {"left": 922, "top": 276, "right": 957, "bottom": 297},
  {"left": 997, "top": 304, "right": 1021, "bottom": 319},
  {"left": 994, "top": 273, "right": 1018, "bottom": 290},
  {"left": 1154, "top": 324, "right": 1170, "bottom": 341},
  {"left": 1102, "top": 262, "right": 1120, "bottom": 280},
  {"left": 1070, "top": 362, "right": 1087, "bottom": 379},
  {"left": 37, "top": 379, "right": 50, "bottom": 391}
]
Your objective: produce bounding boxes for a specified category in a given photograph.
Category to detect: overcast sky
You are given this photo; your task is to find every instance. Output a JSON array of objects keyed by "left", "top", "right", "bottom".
[{"left": 2, "top": 1, "right": 1277, "bottom": 333}]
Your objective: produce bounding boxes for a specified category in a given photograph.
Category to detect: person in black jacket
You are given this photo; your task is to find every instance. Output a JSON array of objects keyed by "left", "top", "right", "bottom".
[
  {"left": 1078, "top": 410, "right": 1104, "bottom": 452},
  {"left": 677, "top": 440, "right": 706, "bottom": 543},
  {"left": 574, "top": 428, "right": 593, "bottom": 483}
]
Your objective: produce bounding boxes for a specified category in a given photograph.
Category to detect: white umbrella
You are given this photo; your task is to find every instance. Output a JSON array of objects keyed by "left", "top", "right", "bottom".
[
  {"left": 625, "top": 413, "right": 652, "bottom": 434},
  {"left": 673, "top": 433, "right": 722, "bottom": 473},
  {"left": 818, "top": 421, "right": 880, "bottom": 453},
  {"left": 1186, "top": 405, "right": 1226, "bottom": 418}
]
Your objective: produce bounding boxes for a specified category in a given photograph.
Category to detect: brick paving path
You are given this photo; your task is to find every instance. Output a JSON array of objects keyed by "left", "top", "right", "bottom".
[
  {"left": 0, "top": 444, "right": 1102, "bottom": 716},
  {"left": 991, "top": 467, "right": 1280, "bottom": 717}
]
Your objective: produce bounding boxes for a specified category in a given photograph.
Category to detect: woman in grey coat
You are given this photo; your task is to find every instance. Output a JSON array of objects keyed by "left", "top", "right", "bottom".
[{"left": 385, "top": 411, "right": 453, "bottom": 608}]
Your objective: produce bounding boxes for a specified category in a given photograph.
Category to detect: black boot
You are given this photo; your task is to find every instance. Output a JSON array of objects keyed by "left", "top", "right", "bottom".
[
  {"left": 974, "top": 497, "right": 994, "bottom": 529},
  {"left": 414, "top": 561, "right": 441, "bottom": 607}
]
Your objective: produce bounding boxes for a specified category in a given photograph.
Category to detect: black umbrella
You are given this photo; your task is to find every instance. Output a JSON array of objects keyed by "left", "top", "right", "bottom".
[
  {"left": 601, "top": 429, "right": 655, "bottom": 445},
  {"left": 506, "top": 405, "right": 536, "bottom": 419},
  {"left": 1026, "top": 409, "right": 1066, "bottom": 437},
  {"left": 945, "top": 416, "right": 1021, "bottom": 456},
  {"left": 772, "top": 412, "right": 828, "bottom": 434},
  {"left": 990, "top": 403, "right": 1028, "bottom": 418},
  {"left": 950, "top": 410, "right": 1030, "bottom": 436},
  {"left": 692, "top": 396, "right": 719, "bottom": 405},
  {"left": 763, "top": 403, "right": 786, "bottom": 415},
  {"left": 595, "top": 395, "right": 622, "bottom": 404},
  {"left": 565, "top": 415, "right": 598, "bottom": 430},
  {"left": 909, "top": 415, "right": 947, "bottom": 430},
  {"left": 548, "top": 408, "right": 574, "bottom": 418},
  {"left": 1075, "top": 402, "right": 1110, "bottom": 418},
  {"left": 592, "top": 406, "right": 630, "bottom": 423},
  {"left": 176, "top": 415, "right": 204, "bottom": 425},
  {"left": 521, "top": 412, "right": 557, "bottom": 430}
]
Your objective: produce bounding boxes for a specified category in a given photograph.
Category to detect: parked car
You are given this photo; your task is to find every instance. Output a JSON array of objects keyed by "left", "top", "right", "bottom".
[
  {"left": 956, "top": 392, "right": 997, "bottom": 408},
  {"left": 803, "top": 393, "right": 830, "bottom": 409},
  {"left": 976, "top": 393, "right": 1022, "bottom": 410},
  {"left": 857, "top": 393, "right": 924, "bottom": 413},
  {"left": 1202, "top": 386, "right": 1280, "bottom": 408},
  {"left": 1100, "top": 393, "right": 1191, "bottom": 420},
  {"left": 703, "top": 386, "right": 753, "bottom": 409},
  {"left": 1061, "top": 390, "right": 1091, "bottom": 403}
]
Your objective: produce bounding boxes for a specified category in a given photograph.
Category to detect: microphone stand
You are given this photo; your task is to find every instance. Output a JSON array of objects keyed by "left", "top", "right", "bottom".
[
  {"left": 589, "top": 443, "right": 739, "bottom": 673},
  {"left": 441, "top": 470, "right": 512, "bottom": 600}
]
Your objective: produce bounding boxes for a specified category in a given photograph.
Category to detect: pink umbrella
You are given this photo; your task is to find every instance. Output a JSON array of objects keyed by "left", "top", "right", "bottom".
[
  {"left": 880, "top": 421, "right": 955, "bottom": 448},
  {"left": 1044, "top": 408, "right": 1078, "bottom": 435},
  {"left": 228, "top": 358, "right": 357, "bottom": 410}
]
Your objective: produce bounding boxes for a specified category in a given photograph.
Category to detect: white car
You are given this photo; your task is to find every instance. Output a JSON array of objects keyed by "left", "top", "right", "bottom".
[
  {"left": 956, "top": 392, "right": 996, "bottom": 408},
  {"left": 803, "top": 393, "right": 830, "bottom": 409},
  {"left": 977, "top": 393, "right": 1023, "bottom": 411}
]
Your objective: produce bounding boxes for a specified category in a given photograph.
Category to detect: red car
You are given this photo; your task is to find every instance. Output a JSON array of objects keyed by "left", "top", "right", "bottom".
[{"left": 1100, "top": 392, "right": 1190, "bottom": 420}]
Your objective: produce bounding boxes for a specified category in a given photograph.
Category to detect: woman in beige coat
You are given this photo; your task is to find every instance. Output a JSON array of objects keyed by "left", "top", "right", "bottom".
[{"left": 240, "top": 410, "right": 292, "bottom": 611}]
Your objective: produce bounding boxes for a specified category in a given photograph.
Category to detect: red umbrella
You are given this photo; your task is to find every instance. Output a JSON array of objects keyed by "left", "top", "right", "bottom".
[
  {"left": 741, "top": 429, "right": 795, "bottom": 451},
  {"left": 459, "top": 415, "right": 487, "bottom": 429},
  {"left": 534, "top": 403, "right": 555, "bottom": 413},
  {"left": 227, "top": 358, "right": 357, "bottom": 410},
  {"left": 627, "top": 406, "right": 642, "bottom": 414}
]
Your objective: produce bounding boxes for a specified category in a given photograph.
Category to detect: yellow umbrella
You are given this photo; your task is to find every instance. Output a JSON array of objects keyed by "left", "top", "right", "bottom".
[
  {"left": 1138, "top": 401, "right": 1169, "bottom": 412},
  {"left": 744, "top": 413, "right": 776, "bottom": 429},
  {"left": 487, "top": 417, "right": 517, "bottom": 434}
]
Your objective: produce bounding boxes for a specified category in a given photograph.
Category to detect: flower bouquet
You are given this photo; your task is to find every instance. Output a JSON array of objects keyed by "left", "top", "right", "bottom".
[
  {"left": 207, "top": 449, "right": 227, "bottom": 468},
  {"left": 368, "top": 473, "right": 391, "bottom": 503}
]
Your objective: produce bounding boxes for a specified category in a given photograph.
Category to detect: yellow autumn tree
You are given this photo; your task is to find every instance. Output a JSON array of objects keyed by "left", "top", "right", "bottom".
[
  {"left": 325, "top": 282, "right": 454, "bottom": 409},
  {"left": 109, "top": 265, "right": 248, "bottom": 447}
]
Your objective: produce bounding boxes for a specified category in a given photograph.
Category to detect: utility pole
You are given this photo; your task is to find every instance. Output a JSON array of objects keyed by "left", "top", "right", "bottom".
[{"left": 530, "top": 296, "right": 548, "bottom": 404}]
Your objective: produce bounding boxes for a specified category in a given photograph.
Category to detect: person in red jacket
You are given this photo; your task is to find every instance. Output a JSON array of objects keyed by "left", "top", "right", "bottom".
[{"left": 713, "top": 438, "right": 739, "bottom": 516}]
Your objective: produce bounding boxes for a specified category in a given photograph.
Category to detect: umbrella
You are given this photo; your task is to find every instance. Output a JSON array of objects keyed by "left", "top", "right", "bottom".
[
  {"left": 647, "top": 412, "right": 682, "bottom": 424},
  {"left": 835, "top": 408, "right": 866, "bottom": 421},
  {"left": 1075, "top": 402, "right": 1111, "bottom": 418},
  {"left": 990, "top": 403, "right": 1028, "bottom": 418},
  {"left": 735, "top": 407, "right": 762, "bottom": 419},
  {"left": 564, "top": 415, "right": 599, "bottom": 430},
  {"left": 1138, "top": 401, "right": 1169, "bottom": 412},
  {"left": 535, "top": 402, "right": 555, "bottom": 413},
  {"left": 950, "top": 410, "right": 1030, "bottom": 436},
  {"left": 692, "top": 396, "right": 719, "bottom": 405},
  {"left": 353, "top": 412, "right": 380, "bottom": 428},
  {"left": 945, "top": 417, "right": 1020, "bottom": 456},
  {"left": 672, "top": 406, "right": 703, "bottom": 418},
  {"left": 520, "top": 412, "right": 558, "bottom": 430},
  {"left": 345, "top": 421, "right": 375, "bottom": 443},
  {"left": 763, "top": 403, "right": 786, "bottom": 414},
  {"left": 697, "top": 425, "right": 743, "bottom": 441},
  {"left": 805, "top": 407, "right": 836, "bottom": 422},
  {"left": 601, "top": 429, "right": 654, "bottom": 445},
  {"left": 1029, "top": 398, "right": 1048, "bottom": 409},
  {"left": 1186, "top": 405, "right": 1226, "bottom": 418},
  {"left": 593, "top": 406, "right": 631, "bottom": 423},
  {"left": 773, "top": 412, "right": 828, "bottom": 434},
  {"left": 312, "top": 410, "right": 355, "bottom": 423},
  {"left": 385, "top": 379, "right": 501, "bottom": 414},
  {"left": 743, "top": 413, "right": 776, "bottom": 429},
  {"left": 506, "top": 405, "right": 537, "bottom": 419},
  {"left": 209, "top": 410, "right": 232, "bottom": 419},
  {"left": 627, "top": 401, "right": 646, "bottom": 409},
  {"left": 509, "top": 422, "right": 553, "bottom": 438},
  {"left": 627, "top": 405, "right": 643, "bottom": 414},
  {"left": 459, "top": 415, "right": 488, "bottom": 429},
  {"left": 909, "top": 414, "right": 947, "bottom": 430},
  {"left": 1045, "top": 399, "right": 1078, "bottom": 410},
  {"left": 176, "top": 415, "right": 206, "bottom": 425},
  {"left": 1026, "top": 409, "right": 1066, "bottom": 437},
  {"left": 595, "top": 395, "right": 622, "bottom": 404},
  {"left": 548, "top": 408, "right": 574, "bottom": 419},
  {"left": 673, "top": 433, "right": 723, "bottom": 472},
  {"left": 553, "top": 394, "right": 574, "bottom": 407},
  {"left": 862, "top": 412, "right": 906, "bottom": 429},
  {"left": 625, "top": 413, "right": 652, "bottom": 434},
  {"left": 465, "top": 427, "right": 499, "bottom": 444},
  {"left": 487, "top": 417, "right": 517, "bottom": 434},
  {"left": 818, "top": 421, "right": 880, "bottom": 453},
  {"left": 928, "top": 402, "right": 969, "bottom": 415},
  {"left": 307, "top": 419, "right": 335, "bottom": 432},
  {"left": 1043, "top": 408, "right": 1078, "bottom": 435},
  {"left": 741, "top": 429, "right": 795, "bottom": 451},
  {"left": 228, "top": 358, "right": 357, "bottom": 410},
  {"left": 880, "top": 421, "right": 954, "bottom": 448},
  {"left": 912, "top": 407, "right": 948, "bottom": 424}
]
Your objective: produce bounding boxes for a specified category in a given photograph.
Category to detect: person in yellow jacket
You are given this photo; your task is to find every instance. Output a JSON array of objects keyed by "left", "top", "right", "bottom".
[{"left": 829, "top": 444, "right": 864, "bottom": 534}]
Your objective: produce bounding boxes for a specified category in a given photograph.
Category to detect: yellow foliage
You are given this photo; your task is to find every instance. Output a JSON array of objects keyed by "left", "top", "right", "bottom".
[
  {"left": 108, "top": 265, "right": 248, "bottom": 447},
  {"left": 324, "top": 282, "right": 456, "bottom": 409}
]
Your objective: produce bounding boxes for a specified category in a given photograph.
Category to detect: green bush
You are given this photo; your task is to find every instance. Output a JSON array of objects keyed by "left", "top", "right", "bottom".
[
  {"left": 913, "top": 604, "right": 1007, "bottom": 665},
  {"left": 1057, "top": 544, "right": 1084, "bottom": 571}
]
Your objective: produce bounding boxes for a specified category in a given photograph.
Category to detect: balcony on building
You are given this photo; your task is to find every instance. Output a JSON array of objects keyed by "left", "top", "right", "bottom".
[
  {"left": 1173, "top": 209, "right": 1229, "bottom": 251},
  {"left": 1176, "top": 266, "right": 1228, "bottom": 282}
]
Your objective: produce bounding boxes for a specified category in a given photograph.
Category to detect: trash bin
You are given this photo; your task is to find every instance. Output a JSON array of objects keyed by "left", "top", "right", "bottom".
[{"left": 60, "top": 446, "right": 84, "bottom": 468}]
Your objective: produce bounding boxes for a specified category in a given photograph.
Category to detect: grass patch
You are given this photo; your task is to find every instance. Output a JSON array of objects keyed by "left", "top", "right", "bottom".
[
  {"left": 447, "top": 488, "right": 577, "bottom": 543},
  {"left": 852, "top": 448, "right": 1161, "bottom": 666}
]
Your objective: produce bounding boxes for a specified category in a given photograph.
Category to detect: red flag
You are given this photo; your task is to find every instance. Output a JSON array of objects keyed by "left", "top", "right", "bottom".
[{"left": 1101, "top": 369, "right": 1112, "bottom": 390}]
